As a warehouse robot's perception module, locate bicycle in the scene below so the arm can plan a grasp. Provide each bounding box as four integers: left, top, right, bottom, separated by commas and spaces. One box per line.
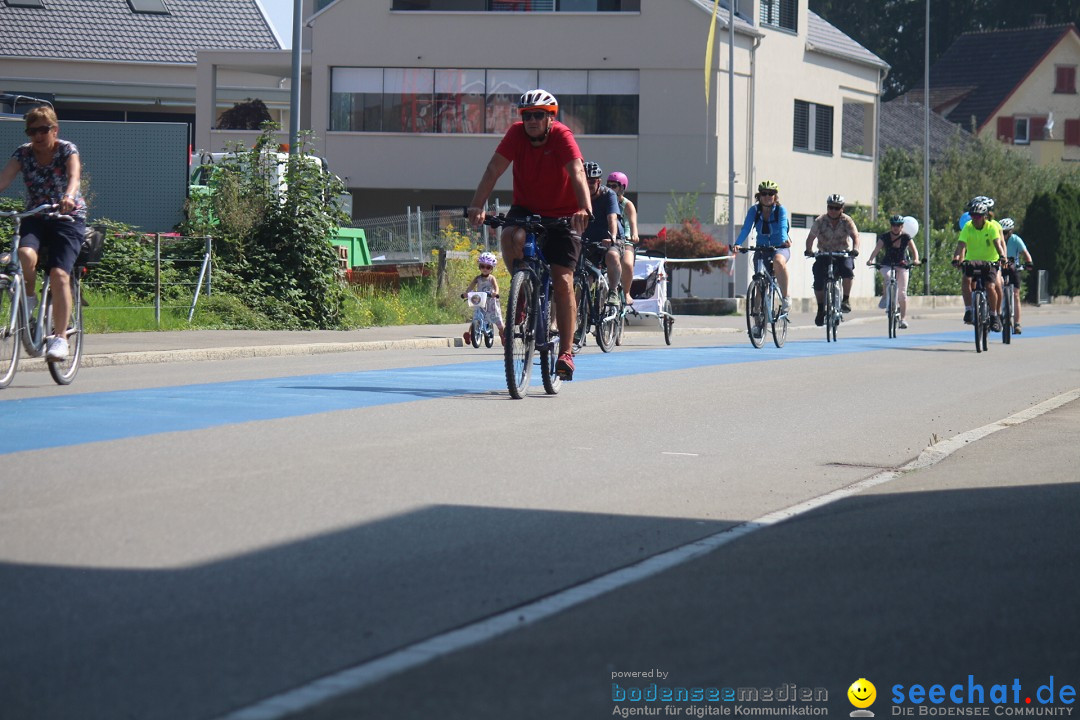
0, 203, 86, 388
463, 290, 498, 349
736, 246, 788, 349
808, 250, 854, 343
958, 260, 994, 353
571, 237, 626, 353
483, 214, 567, 399
871, 260, 920, 339
1000, 259, 1032, 344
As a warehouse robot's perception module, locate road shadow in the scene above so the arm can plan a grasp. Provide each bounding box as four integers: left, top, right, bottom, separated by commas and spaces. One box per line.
0, 506, 732, 720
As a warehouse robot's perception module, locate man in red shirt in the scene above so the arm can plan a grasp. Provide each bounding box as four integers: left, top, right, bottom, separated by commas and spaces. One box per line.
468, 89, 592, 380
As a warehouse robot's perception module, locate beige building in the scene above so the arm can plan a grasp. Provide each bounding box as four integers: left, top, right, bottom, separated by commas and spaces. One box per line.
195, 0, 888, 227
907, 22, 1080, 167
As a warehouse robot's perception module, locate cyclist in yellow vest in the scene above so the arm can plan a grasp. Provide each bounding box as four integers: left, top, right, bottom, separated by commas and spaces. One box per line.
952, 200, 1006, 331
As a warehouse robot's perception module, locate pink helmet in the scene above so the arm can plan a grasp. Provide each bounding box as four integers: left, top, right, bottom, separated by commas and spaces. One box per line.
607, 171, 628, 189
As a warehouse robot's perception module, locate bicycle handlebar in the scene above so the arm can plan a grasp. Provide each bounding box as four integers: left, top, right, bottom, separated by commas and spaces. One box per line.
735, 245, 782, 254
870, 261, 920, 268
481, 213, 571, 233
0, 203, 73, 222
806, 250, 858, 258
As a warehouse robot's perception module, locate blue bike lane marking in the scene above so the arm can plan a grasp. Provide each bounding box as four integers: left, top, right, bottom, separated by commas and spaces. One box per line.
2, 324, 1078, 455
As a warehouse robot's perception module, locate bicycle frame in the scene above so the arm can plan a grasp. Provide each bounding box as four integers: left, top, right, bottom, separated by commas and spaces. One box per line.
738, 246, 787, 349
812, 250, 850, 342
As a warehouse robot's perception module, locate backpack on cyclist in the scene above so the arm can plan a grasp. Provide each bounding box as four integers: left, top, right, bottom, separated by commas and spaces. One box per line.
76, 225, 105, 267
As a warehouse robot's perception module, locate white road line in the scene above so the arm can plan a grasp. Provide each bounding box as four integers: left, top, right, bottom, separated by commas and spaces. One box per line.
217, 388, 1080, 720
661, 451, 700, 456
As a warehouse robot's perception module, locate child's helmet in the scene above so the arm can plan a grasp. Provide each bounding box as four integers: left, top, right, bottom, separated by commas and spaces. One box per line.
478, 252, 498, 268
607, 171, 629, 189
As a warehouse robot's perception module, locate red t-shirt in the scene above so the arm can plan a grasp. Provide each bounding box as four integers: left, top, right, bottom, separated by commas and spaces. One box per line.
495, 120, 582, 217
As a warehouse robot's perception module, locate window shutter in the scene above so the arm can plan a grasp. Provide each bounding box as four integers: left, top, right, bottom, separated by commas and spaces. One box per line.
1055, 66, 1077, 94
1030, 116, 1047, 140
815, 104, 834, 154
1065, 119, 1080, 147
793, 100, 809, 150
996, 116, 1014, 143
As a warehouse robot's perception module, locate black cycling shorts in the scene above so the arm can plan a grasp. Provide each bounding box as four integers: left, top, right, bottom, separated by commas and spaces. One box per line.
507, 205, 581, 271
963, 261, 999, 280
1002, 265, 1022, 287
812, 255, 854, 290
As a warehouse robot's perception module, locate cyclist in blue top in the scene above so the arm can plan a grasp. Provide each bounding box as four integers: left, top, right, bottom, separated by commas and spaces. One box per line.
1000, 218, 1033, 334
730, 180, 792, 312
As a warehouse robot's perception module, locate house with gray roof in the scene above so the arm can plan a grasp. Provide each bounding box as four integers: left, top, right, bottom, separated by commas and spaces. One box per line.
902, 21, 1080, 166
0, 0, 284, 138
875, 97, 973, 161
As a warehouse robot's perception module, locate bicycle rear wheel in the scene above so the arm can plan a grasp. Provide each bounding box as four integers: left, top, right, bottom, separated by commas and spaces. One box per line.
745, 280, 765, 348
504, 271, 535, 398
1001, 290, 1012, 345
46, 274, 83, 385
770, 284, 787, 348
0, 284, 20, 388
825, 281, 837, 342
614, 303, 625, 346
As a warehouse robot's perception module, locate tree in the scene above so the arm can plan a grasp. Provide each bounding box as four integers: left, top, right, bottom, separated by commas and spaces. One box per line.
1023, 183, 1080, 297
217, 98, 272, 130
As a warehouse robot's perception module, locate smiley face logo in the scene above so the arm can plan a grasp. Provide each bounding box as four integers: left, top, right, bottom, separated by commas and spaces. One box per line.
848, 678, 876, 709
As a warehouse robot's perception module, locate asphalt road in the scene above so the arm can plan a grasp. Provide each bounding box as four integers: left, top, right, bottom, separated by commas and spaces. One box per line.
1, 307, 1078, 720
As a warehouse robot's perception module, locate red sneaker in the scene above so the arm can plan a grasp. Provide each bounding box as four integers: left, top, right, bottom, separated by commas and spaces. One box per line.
555, 352, 575, 380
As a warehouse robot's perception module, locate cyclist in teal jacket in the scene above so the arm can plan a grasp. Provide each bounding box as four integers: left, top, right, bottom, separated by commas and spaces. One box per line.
730, 180, 792, 312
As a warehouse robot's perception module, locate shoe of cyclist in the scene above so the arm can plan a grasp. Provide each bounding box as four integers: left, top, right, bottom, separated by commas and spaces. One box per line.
815, 307, 825, 327
963, 309, 973, 324
878, 296, 887, 310
606, 289, 620, 305
46, 336, 68, 362
780, 297, 791, 314
1014, 323, 1022, 334
556, 352, 575, 380
841, 298, 852, 313
990, 315, 1002, 332
899, 319, 909, 330
463, 330, 472, 345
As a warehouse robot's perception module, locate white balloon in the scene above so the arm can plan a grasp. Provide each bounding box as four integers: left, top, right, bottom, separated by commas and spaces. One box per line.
902, 215, 919, 238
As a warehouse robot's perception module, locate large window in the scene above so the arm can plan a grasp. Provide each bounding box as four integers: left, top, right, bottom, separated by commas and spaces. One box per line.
760, 0, 796, 31
330, 67, 639, 135
794, 100, 833, 155
391, 0, 638, 10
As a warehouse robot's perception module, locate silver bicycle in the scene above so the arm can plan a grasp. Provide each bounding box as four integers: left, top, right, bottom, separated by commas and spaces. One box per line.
0, 203, 86, 387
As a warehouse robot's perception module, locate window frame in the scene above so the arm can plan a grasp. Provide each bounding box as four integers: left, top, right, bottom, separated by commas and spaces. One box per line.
1013, 116, 1030, 145
793, 99, 834, 156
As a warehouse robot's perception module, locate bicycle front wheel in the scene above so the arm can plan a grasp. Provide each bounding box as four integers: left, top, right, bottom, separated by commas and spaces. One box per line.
887, 282, 897, 339
825, 281, 836, 342
504, 271, 536, 398
770, 284, 787, 348
745, 280, 765, 348
572, 276, 589, 351
595, 277, 616, 352
973, 292, 985, 354
0, 283, 21, 388
45, 274, 83, 385
662, 299, 674, 345
470, 317, 482, 348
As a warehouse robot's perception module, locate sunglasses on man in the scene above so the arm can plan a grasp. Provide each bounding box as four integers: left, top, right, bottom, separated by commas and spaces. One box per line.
520, 111, 549, 121
26, 125, 53, 136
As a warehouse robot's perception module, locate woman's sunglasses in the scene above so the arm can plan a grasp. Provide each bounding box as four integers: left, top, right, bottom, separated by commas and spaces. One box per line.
26, 125, 53, 136
760, 190, 777, 196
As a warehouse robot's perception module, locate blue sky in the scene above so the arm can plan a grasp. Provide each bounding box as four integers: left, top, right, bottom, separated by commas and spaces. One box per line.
261, 0, 294, 48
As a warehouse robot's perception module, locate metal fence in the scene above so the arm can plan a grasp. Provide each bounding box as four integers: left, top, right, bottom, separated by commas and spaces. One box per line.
83, 234, 212, 326
353, 204, 503, 264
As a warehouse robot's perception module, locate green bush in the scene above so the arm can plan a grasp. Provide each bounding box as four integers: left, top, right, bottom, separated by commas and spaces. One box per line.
1023, 183, 1080, 298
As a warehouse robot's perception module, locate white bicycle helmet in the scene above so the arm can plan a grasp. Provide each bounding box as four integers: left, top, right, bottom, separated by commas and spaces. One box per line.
999, 218, 1015, 231
970, 201, 990, 215
478, 252, 498, 268
826, 194, 845, 206
518, 89, 558, 115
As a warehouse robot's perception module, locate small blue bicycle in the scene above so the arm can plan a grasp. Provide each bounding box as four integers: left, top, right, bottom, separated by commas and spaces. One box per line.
463, 290, 497, 349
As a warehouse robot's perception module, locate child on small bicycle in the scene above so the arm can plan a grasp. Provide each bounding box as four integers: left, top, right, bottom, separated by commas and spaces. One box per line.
461, 252, 504, 345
